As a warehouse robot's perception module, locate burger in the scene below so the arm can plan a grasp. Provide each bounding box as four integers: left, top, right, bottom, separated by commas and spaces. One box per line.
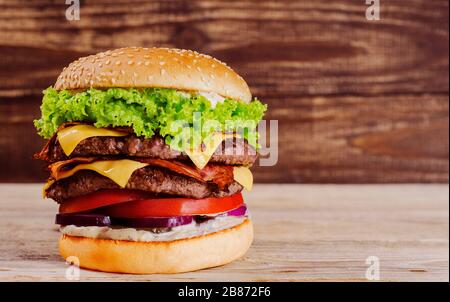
34, 47, 267, 274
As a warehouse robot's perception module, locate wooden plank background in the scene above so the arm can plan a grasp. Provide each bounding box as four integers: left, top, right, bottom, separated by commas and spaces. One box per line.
0, 0, 448, 183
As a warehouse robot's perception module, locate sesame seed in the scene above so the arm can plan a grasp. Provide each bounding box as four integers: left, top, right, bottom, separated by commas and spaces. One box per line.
105, 60, 110, 65
144, 61, 150, 66
159, 61, 165, 65
128, 60, 134, 65
115, 61, 121, 66
160, 69, 166, 75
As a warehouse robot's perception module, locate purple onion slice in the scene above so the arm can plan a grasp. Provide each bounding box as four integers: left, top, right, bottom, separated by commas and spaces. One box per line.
226, 205, 247, 217
56, 213, 111, 227
195, 204, 248, 223
56, 204, 247, 228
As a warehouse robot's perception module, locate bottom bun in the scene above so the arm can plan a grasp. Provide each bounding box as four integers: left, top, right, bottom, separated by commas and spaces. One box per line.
59, 219, 253, 274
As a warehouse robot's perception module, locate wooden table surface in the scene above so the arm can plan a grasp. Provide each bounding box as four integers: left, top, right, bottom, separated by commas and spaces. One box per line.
0, 184, 448, 282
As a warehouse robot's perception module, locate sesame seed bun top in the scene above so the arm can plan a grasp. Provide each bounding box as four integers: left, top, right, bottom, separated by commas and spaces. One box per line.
54, 47, 252, 103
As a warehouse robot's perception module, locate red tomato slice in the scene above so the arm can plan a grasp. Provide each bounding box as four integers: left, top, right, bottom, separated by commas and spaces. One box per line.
59, 189, 153, 214
98, 193, 244, 218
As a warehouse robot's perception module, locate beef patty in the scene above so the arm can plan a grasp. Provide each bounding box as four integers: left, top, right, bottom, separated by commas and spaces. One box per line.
43, 135, 258, 166
46, 167, 243, 203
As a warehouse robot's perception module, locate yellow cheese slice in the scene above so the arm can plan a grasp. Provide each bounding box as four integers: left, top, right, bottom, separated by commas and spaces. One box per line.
42, 179, 55, 198
57, 124, 129, 156
233, 166, 253, 191
185, 133, 237, 170
57, 125, 240, 171
54, 159, 148, 188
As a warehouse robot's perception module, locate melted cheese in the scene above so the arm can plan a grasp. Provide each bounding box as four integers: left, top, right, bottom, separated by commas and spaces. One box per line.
44, 159, 252, 195
57, 124, 240, 170
57, 125, 129, 156
54, 159, 148, 188
185, 133, 236, 170
49, 126, 251, 192
233, 166, 253, 191
42, 179, 55, 198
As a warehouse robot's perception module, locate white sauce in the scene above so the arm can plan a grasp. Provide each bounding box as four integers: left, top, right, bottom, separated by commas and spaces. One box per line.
178, 91, 226, 108
197, 91, 226, 108
61, 215, 246, 242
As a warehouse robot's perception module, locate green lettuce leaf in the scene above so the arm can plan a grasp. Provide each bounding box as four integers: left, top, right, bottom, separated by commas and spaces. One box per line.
34, 87, 267, 150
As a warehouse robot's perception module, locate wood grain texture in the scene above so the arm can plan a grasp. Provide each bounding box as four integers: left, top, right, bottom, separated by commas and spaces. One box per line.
0, 184, 448, 281
0, 0, 448, 183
